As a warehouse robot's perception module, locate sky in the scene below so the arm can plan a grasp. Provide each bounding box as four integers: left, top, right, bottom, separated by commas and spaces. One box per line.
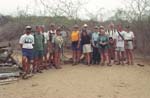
0, 0, 124, 20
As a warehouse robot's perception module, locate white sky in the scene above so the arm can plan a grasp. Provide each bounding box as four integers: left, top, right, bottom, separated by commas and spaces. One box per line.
0, 0, 124, 19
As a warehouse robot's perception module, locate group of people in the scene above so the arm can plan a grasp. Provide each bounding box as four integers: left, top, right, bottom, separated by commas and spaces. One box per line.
71, 23, 135, 66
19, 23, 135, 79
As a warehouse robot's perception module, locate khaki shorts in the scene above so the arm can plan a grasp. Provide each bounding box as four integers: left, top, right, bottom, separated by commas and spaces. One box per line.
83, 44, 92, 53
116, 47, 125, 52
126, 41, 133, 50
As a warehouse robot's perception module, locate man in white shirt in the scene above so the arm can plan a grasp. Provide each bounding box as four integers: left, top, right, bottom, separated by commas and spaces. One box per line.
114, 25, 126, 65
41, 26, 50, 69
47, 23, 56, 68
19, 26, 34, 78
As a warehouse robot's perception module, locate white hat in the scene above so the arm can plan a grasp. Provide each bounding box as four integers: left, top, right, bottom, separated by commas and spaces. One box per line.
83, 24, 88, 27
25, 26, 32, 29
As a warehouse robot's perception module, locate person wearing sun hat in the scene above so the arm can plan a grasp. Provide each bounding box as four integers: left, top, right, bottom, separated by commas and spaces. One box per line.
19, 25, 34, 79
98, 26, 110, 66
53, 28, 64, 69
114, 24, 126, 65
70, 24, 81, 65
124, 25, 135, 65
91, 26, 100, 64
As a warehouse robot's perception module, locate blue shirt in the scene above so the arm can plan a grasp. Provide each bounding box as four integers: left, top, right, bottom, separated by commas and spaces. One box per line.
92, 32, 99, 46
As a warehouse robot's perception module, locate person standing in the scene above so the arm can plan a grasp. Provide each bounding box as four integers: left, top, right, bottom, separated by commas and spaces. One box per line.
114, 25, 126, 65
60, 26, 68, 49
81, 30, 92, 65
125, 26, 135, 65
107, 23, 116, 65
19, 26, 34, 79
48, 23, 56, 67
98, 26, 110, 66
71, 25, 81, 65
41, 26, 50, 69
91, 26, 100, 64
53, 28, 64, 69
33, 26, 44, 73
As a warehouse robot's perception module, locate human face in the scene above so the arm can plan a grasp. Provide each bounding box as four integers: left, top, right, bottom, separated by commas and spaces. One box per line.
125, 28, 130, 32
50, 25, 55, 30
82, 31, 87, 36
100, 29, 105, 35
74, 27, 78, 31
94, 28, 99, 32
56, 30, 61, 35
26, 29, 31, 34
117, 25, 122, 32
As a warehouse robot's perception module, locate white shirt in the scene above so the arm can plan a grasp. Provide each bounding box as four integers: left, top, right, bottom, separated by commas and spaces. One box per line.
60, 30, 67, 38
125, 31, 135, 40
43, 32, 49, 44
48, 30, 56, 43
19, 34, 34, 49
114, 31, 126, 48
108, 30, 116, 39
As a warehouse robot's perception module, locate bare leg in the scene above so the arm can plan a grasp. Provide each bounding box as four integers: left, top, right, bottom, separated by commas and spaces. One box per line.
116, 51, 120, 65
129, 50, 134, 65
121, 51, 125, 65
77, 50, 81, 64
101, 52, 105, 66
87, 53, 90, 65
126, 49, 130, 65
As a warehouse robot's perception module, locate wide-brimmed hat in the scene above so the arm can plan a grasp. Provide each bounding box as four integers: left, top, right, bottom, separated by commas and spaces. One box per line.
99, 25, 104, 29
25, 26, 32, 30
94, 26, 99, 29
83, 24, 88, 27
73, 24, 79, 28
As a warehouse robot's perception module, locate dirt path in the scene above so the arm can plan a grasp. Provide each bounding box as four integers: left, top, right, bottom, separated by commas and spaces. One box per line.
0, 61, 150, 98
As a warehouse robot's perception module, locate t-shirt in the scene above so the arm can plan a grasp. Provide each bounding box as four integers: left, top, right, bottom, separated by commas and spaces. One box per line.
54, 35, 64, 48
98, 35, 109, 48
43, 32, 49, 44
19, 34, 34, 49
60, 30, 67, 38
114, 31, 126, 48
34, 33, 44, 51
81, 35, 91, 45
125, 31, 134, 40
92, 32, 99, 46
107, 30, 116, 39
71, 31, 80, 42
92, 32, 99, 42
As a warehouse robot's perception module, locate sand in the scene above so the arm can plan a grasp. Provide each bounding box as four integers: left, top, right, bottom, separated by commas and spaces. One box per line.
0, 60, 150, 98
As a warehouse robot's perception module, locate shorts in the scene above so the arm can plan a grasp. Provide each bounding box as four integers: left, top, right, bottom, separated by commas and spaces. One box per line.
49, 43, 55, 53
54, 44, 62, 53
72, 41, 81, 51
34, 50, 44, 58
126, 41, 133, 50
116, 47, 125, 52
83, 44, 92, 53
22, 48, 33, 61
99, 45, 109, 53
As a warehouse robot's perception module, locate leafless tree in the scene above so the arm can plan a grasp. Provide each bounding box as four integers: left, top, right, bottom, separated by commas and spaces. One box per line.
34, 0, 85, 20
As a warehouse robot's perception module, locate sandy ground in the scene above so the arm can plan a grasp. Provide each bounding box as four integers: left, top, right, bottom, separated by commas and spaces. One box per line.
0, 59, 150, 98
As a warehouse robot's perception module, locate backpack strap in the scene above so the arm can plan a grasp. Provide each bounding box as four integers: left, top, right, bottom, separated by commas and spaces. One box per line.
118, 31, 124, 40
